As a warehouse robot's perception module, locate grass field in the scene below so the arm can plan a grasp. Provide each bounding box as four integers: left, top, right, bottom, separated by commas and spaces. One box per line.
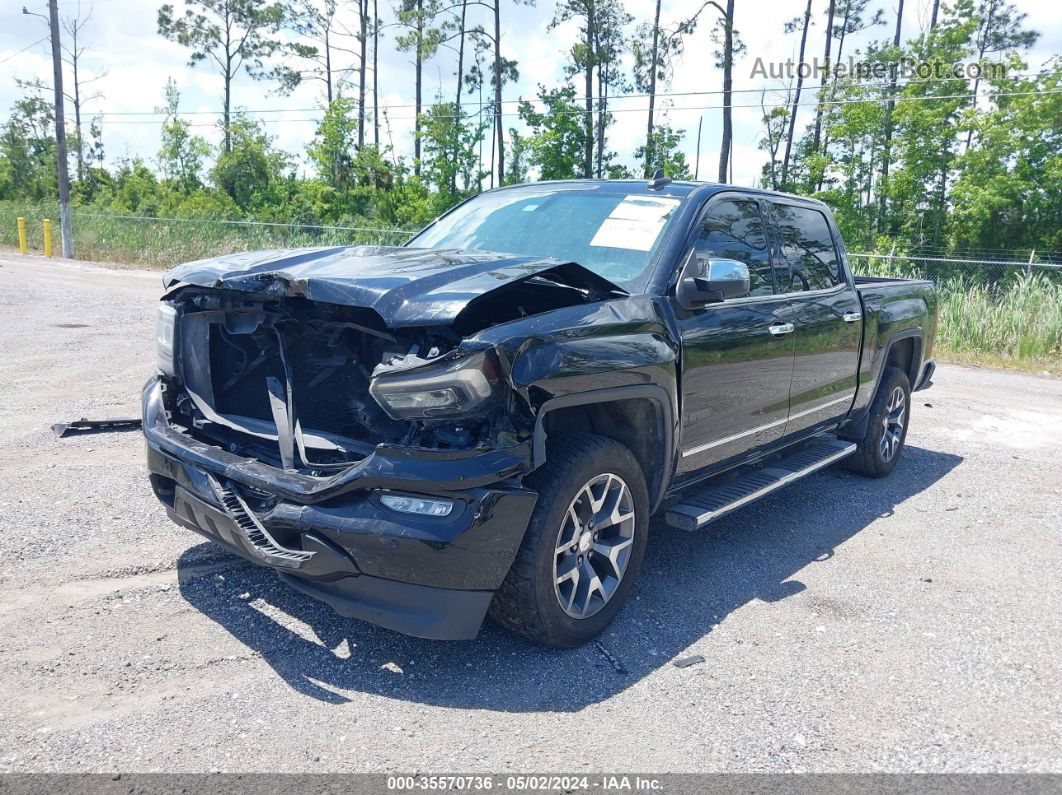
859, 254, 1062, 374
3, 203, 1059, 372
0, 204, 411, 268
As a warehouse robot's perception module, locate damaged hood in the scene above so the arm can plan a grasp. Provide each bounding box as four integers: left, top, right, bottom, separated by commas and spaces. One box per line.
164, 245, 625, 326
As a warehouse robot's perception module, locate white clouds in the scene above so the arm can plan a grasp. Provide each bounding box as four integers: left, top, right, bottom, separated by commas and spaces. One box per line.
3, 49, 52, 84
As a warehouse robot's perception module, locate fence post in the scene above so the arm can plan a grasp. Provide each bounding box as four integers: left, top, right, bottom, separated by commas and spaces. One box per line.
1027, 249, 1035, 276
888, 243, 896, 273
43, 219, 53, 258
17, 217, 27, 255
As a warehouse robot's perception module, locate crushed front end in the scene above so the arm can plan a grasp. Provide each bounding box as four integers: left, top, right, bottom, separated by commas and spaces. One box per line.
143, 285, 539, 639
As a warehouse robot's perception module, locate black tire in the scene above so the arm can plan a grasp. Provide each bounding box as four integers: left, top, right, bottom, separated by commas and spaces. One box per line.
842, 365, 912, 478
489, 433, 649, 647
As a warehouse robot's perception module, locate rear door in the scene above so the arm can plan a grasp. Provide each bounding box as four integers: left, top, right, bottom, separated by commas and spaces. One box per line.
674, 195, 796, 481
768, 201, 862, 436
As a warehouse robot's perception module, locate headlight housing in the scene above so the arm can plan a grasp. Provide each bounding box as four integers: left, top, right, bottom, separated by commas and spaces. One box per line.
369, 350, 500, 420
156, 303, 177, 376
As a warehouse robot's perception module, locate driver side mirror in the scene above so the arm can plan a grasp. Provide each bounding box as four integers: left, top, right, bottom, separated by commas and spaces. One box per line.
677, 256, 751, 309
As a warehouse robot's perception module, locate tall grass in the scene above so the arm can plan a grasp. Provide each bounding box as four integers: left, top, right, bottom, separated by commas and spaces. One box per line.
0, 203, 412, 268
935, 274, 1062, 362
858, 255, 1062, 368
2, 203, 1059, 367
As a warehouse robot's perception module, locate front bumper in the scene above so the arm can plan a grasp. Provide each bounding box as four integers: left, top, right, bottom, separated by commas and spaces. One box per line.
143, 377, 537, 640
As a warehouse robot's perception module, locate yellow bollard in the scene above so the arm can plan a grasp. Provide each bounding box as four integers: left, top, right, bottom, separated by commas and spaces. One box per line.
17, 216, 27, 255
43, 218, 53, 258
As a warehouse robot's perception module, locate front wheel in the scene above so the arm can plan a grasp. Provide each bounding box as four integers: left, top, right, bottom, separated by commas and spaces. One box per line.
842, 365, 911, 477
489, 433, 649, 647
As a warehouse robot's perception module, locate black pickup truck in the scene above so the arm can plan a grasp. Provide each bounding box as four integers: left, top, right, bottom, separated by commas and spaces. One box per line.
144, 178, 937, 646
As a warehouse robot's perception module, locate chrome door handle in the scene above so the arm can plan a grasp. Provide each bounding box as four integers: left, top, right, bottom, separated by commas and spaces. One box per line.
768, 323, 795, 336
842, 311, 862, 323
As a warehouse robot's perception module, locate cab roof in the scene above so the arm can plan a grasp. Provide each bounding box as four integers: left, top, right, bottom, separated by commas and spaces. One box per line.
488, 178, 830, 209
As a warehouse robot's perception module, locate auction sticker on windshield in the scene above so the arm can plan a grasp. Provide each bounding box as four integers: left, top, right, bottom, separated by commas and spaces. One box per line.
590, 195, 680, 252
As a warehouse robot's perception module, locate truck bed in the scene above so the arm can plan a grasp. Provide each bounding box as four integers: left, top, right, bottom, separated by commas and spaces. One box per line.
854, 274, 934, 289
851, 273, 938, 404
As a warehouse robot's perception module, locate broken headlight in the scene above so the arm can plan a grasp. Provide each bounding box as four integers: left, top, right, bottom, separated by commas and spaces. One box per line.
156, 303, 177, 376
369, 350, 499, 420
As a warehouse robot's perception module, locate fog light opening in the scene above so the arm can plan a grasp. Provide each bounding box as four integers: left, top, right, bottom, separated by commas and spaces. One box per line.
379, 493, 454, 517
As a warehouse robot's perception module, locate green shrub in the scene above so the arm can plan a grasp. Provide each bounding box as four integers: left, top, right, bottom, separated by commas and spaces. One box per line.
2, 202, 1058, 366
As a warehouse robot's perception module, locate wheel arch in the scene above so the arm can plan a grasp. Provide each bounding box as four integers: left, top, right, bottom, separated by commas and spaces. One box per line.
841, 329, 922, 441
532, 385, 674, 513
884, 333, 922, 386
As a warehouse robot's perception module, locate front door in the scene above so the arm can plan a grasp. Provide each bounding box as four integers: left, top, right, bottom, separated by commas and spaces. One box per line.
675, 197, 795, 481
768, 201, 862, 437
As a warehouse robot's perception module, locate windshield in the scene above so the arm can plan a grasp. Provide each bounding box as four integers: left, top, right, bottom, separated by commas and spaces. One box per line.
409, 185, 685, 293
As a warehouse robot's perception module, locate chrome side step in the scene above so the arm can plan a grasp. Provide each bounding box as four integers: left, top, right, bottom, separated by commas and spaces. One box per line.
207, 474, 315, 568
665, 438, 857, 531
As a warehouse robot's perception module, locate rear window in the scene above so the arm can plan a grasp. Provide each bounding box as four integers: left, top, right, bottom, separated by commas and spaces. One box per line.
771, 204, 843, 292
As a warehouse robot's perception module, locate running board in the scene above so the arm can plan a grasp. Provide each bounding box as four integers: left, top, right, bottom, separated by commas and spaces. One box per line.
665, 438, 857, 531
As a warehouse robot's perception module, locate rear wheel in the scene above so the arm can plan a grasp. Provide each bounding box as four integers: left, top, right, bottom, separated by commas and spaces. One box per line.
843, 365, 911, 477
490, 433, 649, 647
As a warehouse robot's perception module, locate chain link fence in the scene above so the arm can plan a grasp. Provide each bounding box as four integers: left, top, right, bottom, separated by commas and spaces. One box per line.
65, 213, 416, 269
847, 249, 1062, 365
4, 204, 1061, 293
847, 250, 1062, 289
3, 206, 1058, 363
0, 206, 415, 269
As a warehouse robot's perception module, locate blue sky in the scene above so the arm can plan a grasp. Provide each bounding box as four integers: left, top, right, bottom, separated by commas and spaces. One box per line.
1, 0, 1060, 187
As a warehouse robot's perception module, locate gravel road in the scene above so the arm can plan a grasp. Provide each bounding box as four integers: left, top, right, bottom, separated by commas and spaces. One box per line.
1, 253, 1060, 774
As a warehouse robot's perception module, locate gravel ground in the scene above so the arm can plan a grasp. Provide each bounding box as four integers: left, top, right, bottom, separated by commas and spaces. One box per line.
0, 253, 1060, 774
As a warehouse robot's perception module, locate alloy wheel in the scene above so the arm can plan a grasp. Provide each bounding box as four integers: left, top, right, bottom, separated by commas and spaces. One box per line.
880, 385, 907, 462
552, 473, 636, 619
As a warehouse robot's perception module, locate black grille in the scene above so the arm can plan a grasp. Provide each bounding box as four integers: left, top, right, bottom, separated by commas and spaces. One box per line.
208, 327, 284, 423
288, 348, 371, 440
207, 321, 399, 448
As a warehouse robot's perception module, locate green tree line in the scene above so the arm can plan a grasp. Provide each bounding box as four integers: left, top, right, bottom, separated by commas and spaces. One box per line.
0, 0, 1058, 258
763, 0, 1059, 256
